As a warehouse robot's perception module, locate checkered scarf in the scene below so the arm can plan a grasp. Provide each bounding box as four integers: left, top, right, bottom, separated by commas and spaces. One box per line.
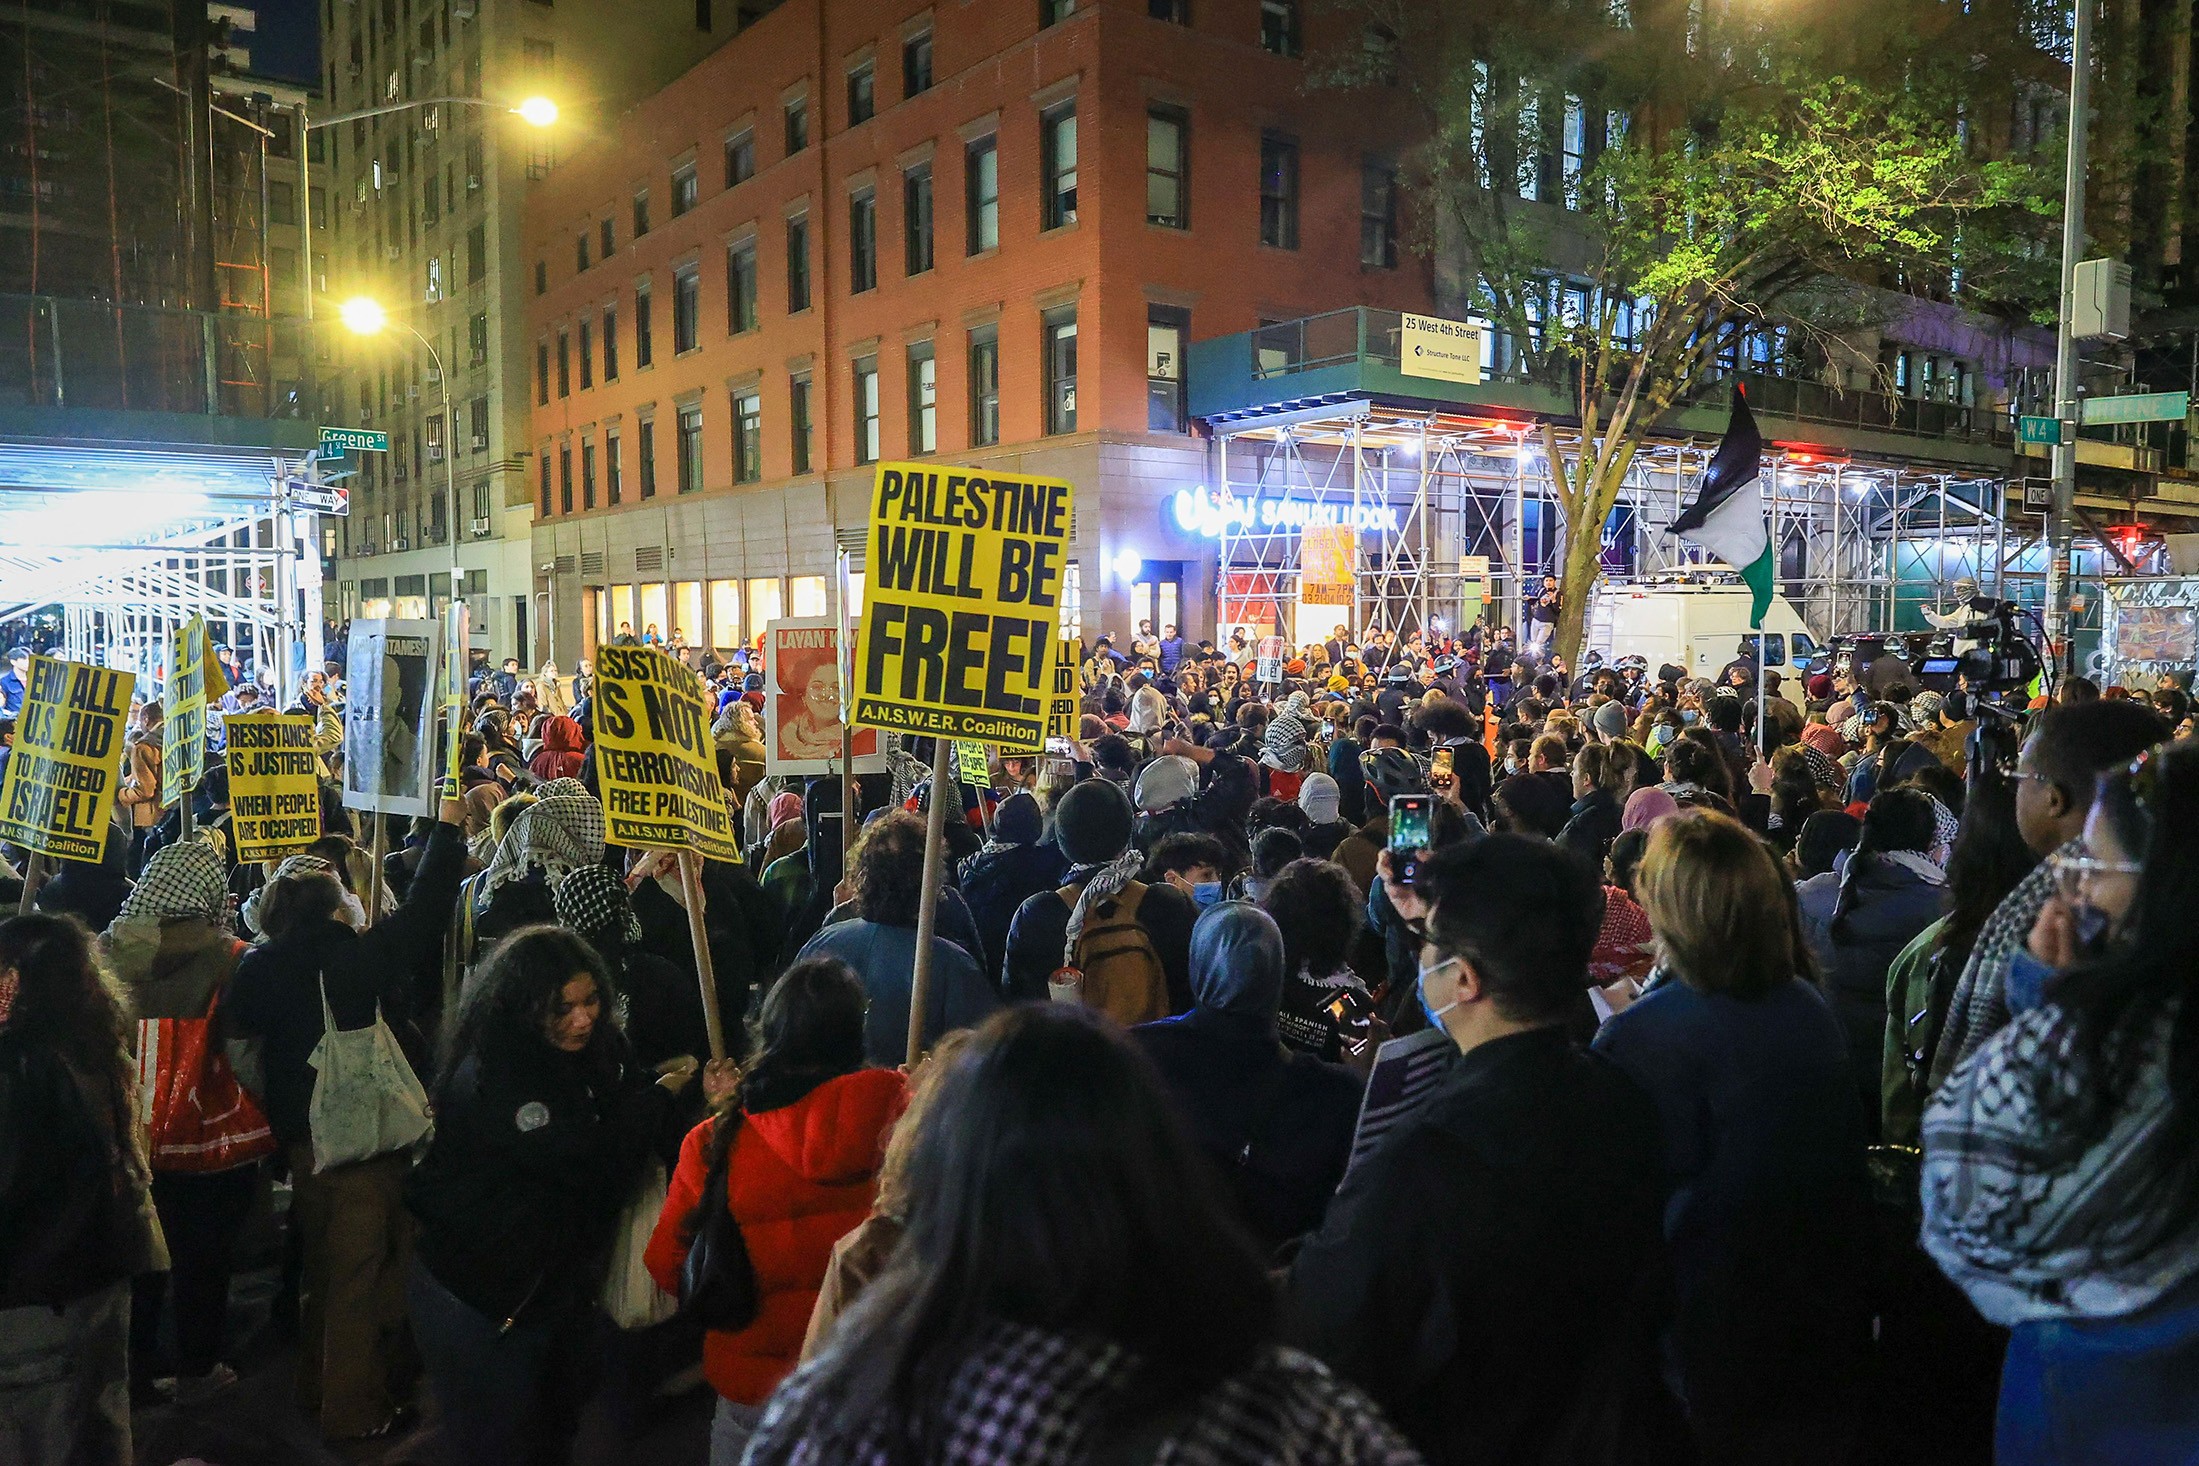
115, 841, 230, 928
1261, 693, 1314, 773
746, 1317, 1420, 1466
1798, 743, 1845, 792
1928, 838, 2070, 1089
535, 776, 589, 801
553, 864, 642, 951
481, 792, 605, 901
240, 854, 336, 935
1922, 995, 2199, 1324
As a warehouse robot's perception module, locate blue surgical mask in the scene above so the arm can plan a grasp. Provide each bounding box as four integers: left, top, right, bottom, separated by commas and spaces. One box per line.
1680, 709, 1700, 725
1417, 953, 1462, 1028
1190, 881, 1225, 909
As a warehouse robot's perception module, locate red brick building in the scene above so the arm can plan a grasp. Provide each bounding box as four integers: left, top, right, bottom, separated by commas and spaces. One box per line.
525, 0, 1430, 657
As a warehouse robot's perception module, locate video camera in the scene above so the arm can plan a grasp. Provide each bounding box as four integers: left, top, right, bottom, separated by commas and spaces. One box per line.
1916, 598, 2042, 698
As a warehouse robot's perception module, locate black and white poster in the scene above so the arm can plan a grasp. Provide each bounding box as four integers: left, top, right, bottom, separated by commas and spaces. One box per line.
341, 618, 442, 817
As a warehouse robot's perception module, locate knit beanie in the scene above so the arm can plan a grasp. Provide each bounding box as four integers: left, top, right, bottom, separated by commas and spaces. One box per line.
1053, 778, 1135, 866
1297, 772, 1342, 825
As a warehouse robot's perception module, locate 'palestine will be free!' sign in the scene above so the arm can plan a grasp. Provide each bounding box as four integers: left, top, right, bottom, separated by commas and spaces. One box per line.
854, 461, 1074, 747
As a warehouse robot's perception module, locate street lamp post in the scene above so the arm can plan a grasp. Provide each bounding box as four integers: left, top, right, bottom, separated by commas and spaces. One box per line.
2045, 0, 2095, 679
340, 297, 462, 599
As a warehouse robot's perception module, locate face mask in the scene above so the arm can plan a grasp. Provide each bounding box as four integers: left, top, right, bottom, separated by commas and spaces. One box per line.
338, 891, 369, 931
1680, 709, 1700, 725
1503, 757, 1520, 775
1190, 881, 1225, 909
1417, 953, 1462, 1028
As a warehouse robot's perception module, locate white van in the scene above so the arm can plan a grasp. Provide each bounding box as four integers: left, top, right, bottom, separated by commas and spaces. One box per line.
1587, 581, 1822, 696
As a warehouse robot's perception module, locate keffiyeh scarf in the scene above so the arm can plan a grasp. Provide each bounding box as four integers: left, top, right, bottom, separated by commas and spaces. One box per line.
481, 792, 605, 902
1261, 693, 1314, 773
1928, 840, 2068, 1089
553, 864, 643, 949
1061, 849, 1144, 972
240, 853, 336, 934
115, 841, 230, 928
1922, 995, 2199, 1325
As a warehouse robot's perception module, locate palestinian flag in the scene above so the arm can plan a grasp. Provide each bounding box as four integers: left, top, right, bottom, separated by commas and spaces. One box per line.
1671, 383, 1774, 628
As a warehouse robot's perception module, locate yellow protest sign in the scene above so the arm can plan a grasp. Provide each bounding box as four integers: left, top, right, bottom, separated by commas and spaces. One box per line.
225, 713, 322, 863
593, 645, 739, 860
442, 602, 470, 796
161, 617, 227, 809
854, 461, 1073, 747
0, 656, 131, 863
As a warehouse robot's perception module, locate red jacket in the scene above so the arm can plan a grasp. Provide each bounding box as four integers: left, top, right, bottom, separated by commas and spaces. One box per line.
527, 715, 585, 781
645, 1067, 906, 1405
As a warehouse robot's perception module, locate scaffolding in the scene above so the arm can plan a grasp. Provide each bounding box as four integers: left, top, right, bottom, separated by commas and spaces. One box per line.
1205, 401, 2124, 648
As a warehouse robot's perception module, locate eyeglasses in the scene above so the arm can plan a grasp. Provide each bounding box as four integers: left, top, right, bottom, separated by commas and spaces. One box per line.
2049, 847, 2143, 903
1992, 757, 2054, 787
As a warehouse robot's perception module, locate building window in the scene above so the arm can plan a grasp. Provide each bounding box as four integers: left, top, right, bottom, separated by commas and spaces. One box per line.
969, 325, 1000, 446
603, 306, 619, 380
468, 395, 489, 450
559, 442, 573, 513
853, 356, 880, 464
578, 318, 593, 388
673, 262, 700, 352
787, 213, 811, 311
676, 402, 704, 492
606, 428, 623, 504
847, 57, 874, 126
1041, 0, 1075, 23
1041, 101, 1078, 229
534, 259, 548, 294
903, 29, 932, 97
601, 216, 615, 258
1259, 132, 1299, 248
790, 373, 814, 473
582, 438, 598, 508
633, 189, 651, 237
467, 223, 486, 282
638, 416, 658, 497
907, 341, 936, 454
1043, 306, 1078, 434
1147, 305, 1188, 431
1146, 106, 1188, 228
468, 311, 489, 366
849, 186, 877, 293
904, 162, 934, 275
784, 95, 809, 155
1561, 95, 1587, 206
635, 282, 654, 367
671, 163, 698, 217
536, 341, 550, 405
539, 450, 552, 516
732, 390, 763, 482
1149, 0, 1188, 19
1260, 0, 1300, 56
965, 135, 999, 254
270, 179, 297, 224
1360, 160, 1398, 267
727, 240, 758, 332
576, 230, 590, 272
724, 129, 754, 187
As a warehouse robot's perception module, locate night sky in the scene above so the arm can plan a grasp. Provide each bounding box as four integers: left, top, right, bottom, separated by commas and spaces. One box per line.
248, 0, 322, 89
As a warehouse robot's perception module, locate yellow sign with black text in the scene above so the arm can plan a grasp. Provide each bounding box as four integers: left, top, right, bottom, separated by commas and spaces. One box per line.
853, 461, 1074, 747
593, 645, 740, 861
161, 617, 226, 809
0, 656, 130, 863
226, 713, 322, 863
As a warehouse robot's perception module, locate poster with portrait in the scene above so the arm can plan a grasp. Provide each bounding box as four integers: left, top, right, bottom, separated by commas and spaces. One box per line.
764, 617, 885, 775
340, 618, 442, 816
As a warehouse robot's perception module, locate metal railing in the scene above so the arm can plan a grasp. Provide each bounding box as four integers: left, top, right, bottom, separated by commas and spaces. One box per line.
1238, 306, 2012, 447
0, 293, 321, 420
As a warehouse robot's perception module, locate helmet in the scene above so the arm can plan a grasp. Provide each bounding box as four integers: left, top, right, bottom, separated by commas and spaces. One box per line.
1364, 746, 1429, 800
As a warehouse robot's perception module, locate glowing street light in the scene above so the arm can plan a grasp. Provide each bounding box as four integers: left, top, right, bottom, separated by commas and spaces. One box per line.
514, 96, 560, 127
338, 296, 388, 336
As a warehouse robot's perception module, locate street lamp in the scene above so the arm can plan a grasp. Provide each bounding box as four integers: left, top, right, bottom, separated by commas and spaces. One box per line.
340, 296, 461, 588
304, 93, 561, 132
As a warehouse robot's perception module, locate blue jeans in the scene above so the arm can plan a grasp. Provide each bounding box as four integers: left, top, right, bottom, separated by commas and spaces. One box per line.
1997, 1274, 2199, 1466
406, 1260, 597, 1466
710, 1396, 763, 1466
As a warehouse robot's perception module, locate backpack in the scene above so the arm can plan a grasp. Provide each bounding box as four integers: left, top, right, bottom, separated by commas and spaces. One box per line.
1055, 881, 1170, 1027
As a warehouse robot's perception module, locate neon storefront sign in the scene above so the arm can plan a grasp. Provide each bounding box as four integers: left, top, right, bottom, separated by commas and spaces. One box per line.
1170, 486, 1400, 538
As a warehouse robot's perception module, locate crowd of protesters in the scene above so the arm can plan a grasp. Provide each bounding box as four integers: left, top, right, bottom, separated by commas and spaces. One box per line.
2, 610, 2198, 1466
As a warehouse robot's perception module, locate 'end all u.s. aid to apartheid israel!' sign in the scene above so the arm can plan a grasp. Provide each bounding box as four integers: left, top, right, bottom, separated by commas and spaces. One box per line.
0, 656, 131, 863
853, 461, 1074, 748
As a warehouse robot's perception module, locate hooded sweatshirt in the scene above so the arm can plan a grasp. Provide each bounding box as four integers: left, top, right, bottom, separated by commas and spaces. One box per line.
646, 1066, 907, 1404
527, 714, 586, 782
1131, 903, 1363, 1252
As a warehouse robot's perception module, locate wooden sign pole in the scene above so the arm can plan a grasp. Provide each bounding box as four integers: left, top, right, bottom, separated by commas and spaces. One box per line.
904, 737, 953, 1068
365, 804, 385, 919
678, 849, 727, 1062
17, 852, 45, 916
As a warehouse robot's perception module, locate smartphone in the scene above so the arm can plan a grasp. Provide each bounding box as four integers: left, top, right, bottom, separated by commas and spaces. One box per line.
1430, 746, 1455, 782
1388, 794, 1434, 885
1044, 735, 1075, 757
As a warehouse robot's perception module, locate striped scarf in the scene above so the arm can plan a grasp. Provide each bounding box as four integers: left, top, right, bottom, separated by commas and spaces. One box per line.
1928, 838, 2070, 1089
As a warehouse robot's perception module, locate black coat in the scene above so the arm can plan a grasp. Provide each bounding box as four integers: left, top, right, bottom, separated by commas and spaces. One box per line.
1285, 1028, 1673, 1466
959, 838, 1071, 989
227, 822, 465, 1145
1558, 789, 1624, 869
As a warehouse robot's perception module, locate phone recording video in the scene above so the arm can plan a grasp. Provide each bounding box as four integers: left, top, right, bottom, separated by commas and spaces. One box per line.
1388, 794, 1433, 884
